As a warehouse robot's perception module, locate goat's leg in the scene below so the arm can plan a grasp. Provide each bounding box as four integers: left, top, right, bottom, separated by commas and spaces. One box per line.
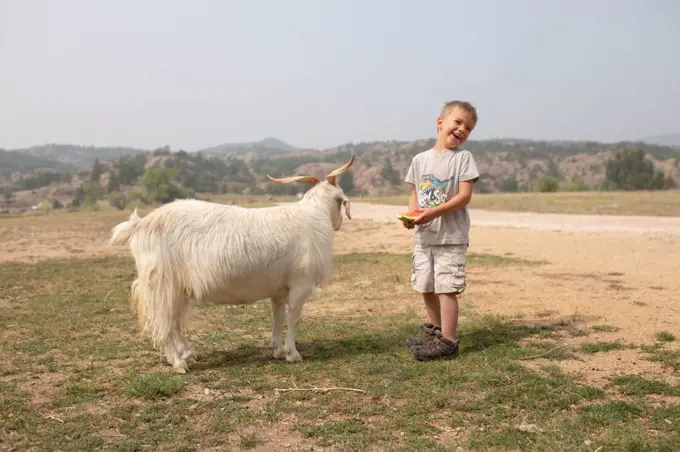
271, 296, 286, 360
164, 336, 188, 374
172, 302, 196, 363
173, 325, 196, 363
159, 300, 189, 374
284, 283, 314, 363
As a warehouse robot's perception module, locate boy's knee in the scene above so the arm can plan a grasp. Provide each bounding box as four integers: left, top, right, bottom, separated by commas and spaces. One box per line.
411, 244, 434, 293
433, 244, 467, 294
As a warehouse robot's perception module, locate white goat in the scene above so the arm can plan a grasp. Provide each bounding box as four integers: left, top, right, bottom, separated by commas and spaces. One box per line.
108, 155, 355, 373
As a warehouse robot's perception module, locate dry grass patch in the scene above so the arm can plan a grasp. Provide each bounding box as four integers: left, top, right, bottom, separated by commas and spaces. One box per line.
362, 190, 680, 216
0, 195, 280, 264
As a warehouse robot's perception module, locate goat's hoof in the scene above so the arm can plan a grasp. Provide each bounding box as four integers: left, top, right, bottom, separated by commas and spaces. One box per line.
172, 360, 189, 374
273, 348, 286, 360
182, 350, 197, 363
285, 351, 302, 363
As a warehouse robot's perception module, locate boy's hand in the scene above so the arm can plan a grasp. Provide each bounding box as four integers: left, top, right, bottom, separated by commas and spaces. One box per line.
412, 209, 436, 225
401, 219, 415, 229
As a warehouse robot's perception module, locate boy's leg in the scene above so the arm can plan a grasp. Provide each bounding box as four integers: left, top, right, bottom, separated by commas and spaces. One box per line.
410, 244, 467, 360
423, 293, 441, 326
406, 244, 441, 346
439, 293, 459, 342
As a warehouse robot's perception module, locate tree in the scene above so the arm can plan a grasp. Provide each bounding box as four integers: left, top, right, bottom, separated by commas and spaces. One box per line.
561, 175, 589, 192
91, 158, 104, 183
107, 191, 126, 210
71, 182, 105, 208
140, 167, 194, 204
338, 170, 357, 195
107, 171, 121, 193
664, 176, 677, 190
116, 154, 146, 185
82, 182, 106, 206
381, 160, 401, 185
499, 176, 519, 193
3, 187, 14, 205
71, 186, 85, 207
126, 189, 149, 206
532, 176, 559, 193
605, 149, 665, 190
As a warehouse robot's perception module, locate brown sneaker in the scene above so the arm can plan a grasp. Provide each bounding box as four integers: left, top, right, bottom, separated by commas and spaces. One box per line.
410, 335, 460, 361
406, 323, 441, 347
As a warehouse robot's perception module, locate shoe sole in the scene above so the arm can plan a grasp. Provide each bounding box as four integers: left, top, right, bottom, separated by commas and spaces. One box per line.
409, 346, 460, 361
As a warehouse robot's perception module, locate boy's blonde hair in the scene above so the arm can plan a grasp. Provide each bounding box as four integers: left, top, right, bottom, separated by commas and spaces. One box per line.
440, 100, 478, 125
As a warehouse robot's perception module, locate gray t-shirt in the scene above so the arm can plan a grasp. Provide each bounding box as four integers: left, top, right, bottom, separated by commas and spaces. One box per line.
404, 148, 480, 245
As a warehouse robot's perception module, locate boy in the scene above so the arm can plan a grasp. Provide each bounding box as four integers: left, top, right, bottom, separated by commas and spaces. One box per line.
402, 100, 480, 361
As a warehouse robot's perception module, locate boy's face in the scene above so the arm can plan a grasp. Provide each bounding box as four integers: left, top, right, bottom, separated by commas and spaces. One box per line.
437, 107, 476, 149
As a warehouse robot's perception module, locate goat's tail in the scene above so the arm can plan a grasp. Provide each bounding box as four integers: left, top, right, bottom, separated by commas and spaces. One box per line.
130, 257, 189, 350
109, 208, 141, 246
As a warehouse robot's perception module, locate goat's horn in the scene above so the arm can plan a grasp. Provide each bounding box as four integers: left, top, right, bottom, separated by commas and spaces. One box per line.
325, 154, 356, 185
267, 175, 320, 185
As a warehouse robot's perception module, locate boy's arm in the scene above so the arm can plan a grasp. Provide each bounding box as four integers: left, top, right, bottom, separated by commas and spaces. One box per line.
402, 157, 419, 229
407, 184, 418, 212
402, 184, 418, 229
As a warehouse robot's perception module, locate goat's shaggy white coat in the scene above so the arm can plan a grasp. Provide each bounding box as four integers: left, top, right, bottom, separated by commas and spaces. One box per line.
108, 157, 355, 373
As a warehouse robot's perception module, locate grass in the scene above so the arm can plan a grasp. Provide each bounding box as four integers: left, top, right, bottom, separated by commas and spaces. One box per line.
6, 190, 680, 222
126, 373, 187, 400
641, 345, 680, 372
591, 324, 620, 333
656, 331, 677, 342
1, 252, 678, 450
360, 190, 680, 216
580, 341, 634, 354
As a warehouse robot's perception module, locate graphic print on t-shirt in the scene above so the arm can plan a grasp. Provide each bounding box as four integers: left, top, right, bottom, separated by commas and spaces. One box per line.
418, 174, 450, 208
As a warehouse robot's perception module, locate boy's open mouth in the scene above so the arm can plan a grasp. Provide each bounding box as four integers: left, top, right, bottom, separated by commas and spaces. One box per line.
452, 131, 463, 140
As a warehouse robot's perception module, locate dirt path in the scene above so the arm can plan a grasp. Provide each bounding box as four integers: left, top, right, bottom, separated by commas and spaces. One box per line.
343, 202, 680, 236
331, 203, 680, 351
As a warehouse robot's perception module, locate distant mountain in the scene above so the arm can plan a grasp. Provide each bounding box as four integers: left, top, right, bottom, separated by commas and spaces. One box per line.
10, 144, 147, 169
0, 148, 78, 174
198, 137, 298, 157
3, 137, 679, 211
1, 138, 299, 174
640, 134, 680, 148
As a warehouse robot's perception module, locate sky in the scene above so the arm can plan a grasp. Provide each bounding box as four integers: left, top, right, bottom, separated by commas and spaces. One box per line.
1, 0, 679, 151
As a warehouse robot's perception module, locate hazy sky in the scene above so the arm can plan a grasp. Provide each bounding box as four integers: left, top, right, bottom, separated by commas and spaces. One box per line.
1, 0, 679, 151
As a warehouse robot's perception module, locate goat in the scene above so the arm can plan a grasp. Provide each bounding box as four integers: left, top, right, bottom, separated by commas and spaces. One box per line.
108, 155, 355, 373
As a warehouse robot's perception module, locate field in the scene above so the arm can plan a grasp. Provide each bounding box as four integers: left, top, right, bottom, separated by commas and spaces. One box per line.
362, 190, 680, 217
1, 192, 680, 451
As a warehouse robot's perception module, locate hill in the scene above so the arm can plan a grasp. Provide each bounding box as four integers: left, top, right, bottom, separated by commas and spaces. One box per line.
9, 144, 147, 169
2, 137, 679, 211
197, 137, 298, 157
0, 138, 300, 174
0, 149, 78, 174
641, 134, 680, 148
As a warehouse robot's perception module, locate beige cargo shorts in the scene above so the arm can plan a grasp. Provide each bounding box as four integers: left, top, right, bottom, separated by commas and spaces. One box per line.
411, 243, 468, 294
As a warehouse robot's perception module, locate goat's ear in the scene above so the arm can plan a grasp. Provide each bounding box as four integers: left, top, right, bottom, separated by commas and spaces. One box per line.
325, 154, 356, 186
267, 175, 319, 185
342, 197, 351, 220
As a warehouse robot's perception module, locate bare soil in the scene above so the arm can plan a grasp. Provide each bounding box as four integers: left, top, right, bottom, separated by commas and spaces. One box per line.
341, 202, 680, 331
